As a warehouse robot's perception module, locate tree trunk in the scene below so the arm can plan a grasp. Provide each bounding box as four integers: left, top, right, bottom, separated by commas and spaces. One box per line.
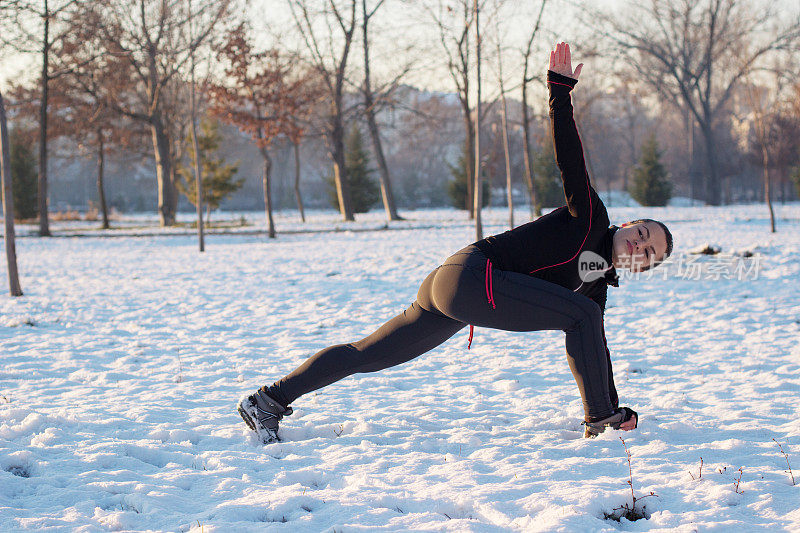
361, 0, 401, 222
261, 149, 276, 238
293, 140, 305, 222
0, 91, 23, 296
330, 113, 354, 221
700, 121, 721, 205
496, 33, 512, 229
521, 82, 539, 218
190, 51, 205, 252
500, 96, 513, 229
96, 129, 109, 229
38, 0, 51, 236
190, 118, 204, 250
365, 110, 401, 221
687, 112, 696, 204
151, 115, 176, 226
519, 0, 546, 219
779, 169, 786, 204
472, 0, 482, 240
463, 113, 475, 217
762, 144, 775, 233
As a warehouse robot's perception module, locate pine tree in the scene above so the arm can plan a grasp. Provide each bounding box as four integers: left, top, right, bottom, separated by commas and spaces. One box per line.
629, 134, 672, 206
176, 118, 242, 223
10, 127, 38, 221
328, 124, 379, 213
532, 137, 565, 210
447, 144, 489, 210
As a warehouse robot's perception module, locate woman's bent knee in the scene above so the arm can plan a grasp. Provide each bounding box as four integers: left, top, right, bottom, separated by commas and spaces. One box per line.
564, 297, 602, 333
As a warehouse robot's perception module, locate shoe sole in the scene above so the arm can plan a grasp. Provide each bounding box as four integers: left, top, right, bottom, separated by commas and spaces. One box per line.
237, 402, 257, 431
237, 398, 279, 444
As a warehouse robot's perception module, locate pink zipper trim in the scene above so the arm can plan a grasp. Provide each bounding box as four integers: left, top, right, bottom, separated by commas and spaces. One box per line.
468, 258, 496, 350
485, 258, 496, 309
547, 80, 574, 89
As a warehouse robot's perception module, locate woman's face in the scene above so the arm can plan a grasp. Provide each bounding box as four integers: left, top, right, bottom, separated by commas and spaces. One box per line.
612, 221, 668, 272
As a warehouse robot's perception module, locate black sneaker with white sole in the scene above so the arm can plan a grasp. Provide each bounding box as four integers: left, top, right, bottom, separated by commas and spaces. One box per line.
237, 389, 293, 444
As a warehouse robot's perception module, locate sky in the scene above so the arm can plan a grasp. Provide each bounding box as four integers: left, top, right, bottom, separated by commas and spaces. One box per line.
1, 1, 798, 105
0, 0, 595, 95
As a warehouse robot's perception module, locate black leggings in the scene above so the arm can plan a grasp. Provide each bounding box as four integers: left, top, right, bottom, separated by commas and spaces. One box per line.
266, 245, 616, 420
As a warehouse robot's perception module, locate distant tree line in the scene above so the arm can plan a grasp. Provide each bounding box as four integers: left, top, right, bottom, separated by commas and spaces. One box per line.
0, 0, 798, 236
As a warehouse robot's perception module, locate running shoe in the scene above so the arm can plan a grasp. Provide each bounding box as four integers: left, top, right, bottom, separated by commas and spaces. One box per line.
237, 389, 293, 444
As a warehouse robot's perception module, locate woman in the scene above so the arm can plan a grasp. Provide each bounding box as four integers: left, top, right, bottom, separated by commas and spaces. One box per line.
238, 42, 673, 442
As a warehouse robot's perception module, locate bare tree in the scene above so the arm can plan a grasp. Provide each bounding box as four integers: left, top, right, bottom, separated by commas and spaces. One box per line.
473, 0, 483, 239
10, 39, 147, 230
289, 0, 358, 221
614, 74, 650, 195
743, 81, 776, 232
284, 84, 324, 223
210, 25, 320, 238
0, 0, 84, 236
492, 14, 512, 228
572, 79, 614, 197
75, 0, 232, 226
771, 85, 800, 203
291, 139, 305, 221
520, 0, 547, 218
736, 66, 798, 232
187, 0, 205, 251
360, 0, 402, 221
430, 0, 475, 218
0, 90, 23, 296
589, 0, 800, 205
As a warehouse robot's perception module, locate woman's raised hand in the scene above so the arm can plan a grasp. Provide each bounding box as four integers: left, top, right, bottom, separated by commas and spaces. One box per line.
548, 41, 583, 80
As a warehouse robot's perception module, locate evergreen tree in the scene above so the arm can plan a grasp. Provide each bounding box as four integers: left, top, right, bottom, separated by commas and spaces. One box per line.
176, 118, 242, 222
532, 137, 565, 210
629, 134, 672, 206
447, 144, 489, 210
328, 123, 379, 213
10, 127, 38, 221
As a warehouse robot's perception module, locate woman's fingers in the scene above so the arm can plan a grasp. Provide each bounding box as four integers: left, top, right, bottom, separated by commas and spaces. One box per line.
550, 42, 581, 78
549, 41, 583, 80
620, 415, 636, 430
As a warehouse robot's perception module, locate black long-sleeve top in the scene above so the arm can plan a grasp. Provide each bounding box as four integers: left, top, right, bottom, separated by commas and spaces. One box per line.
472, 70, 620, 406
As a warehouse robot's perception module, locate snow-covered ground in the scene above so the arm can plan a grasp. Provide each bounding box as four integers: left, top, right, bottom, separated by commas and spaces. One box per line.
2, 205, 799, 532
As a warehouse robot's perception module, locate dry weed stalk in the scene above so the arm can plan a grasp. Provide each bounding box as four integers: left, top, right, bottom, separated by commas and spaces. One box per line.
773, 438, 795, 486
605, 437, 657, 522
689, 457, 704, 480
733, 467, 744, 494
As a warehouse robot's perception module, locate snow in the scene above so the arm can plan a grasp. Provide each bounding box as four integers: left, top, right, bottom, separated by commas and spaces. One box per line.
2, 204, 799, 532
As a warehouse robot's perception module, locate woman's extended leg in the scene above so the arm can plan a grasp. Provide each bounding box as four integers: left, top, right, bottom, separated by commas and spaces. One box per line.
264, 299, 465, 407
425, 249, 615, 421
